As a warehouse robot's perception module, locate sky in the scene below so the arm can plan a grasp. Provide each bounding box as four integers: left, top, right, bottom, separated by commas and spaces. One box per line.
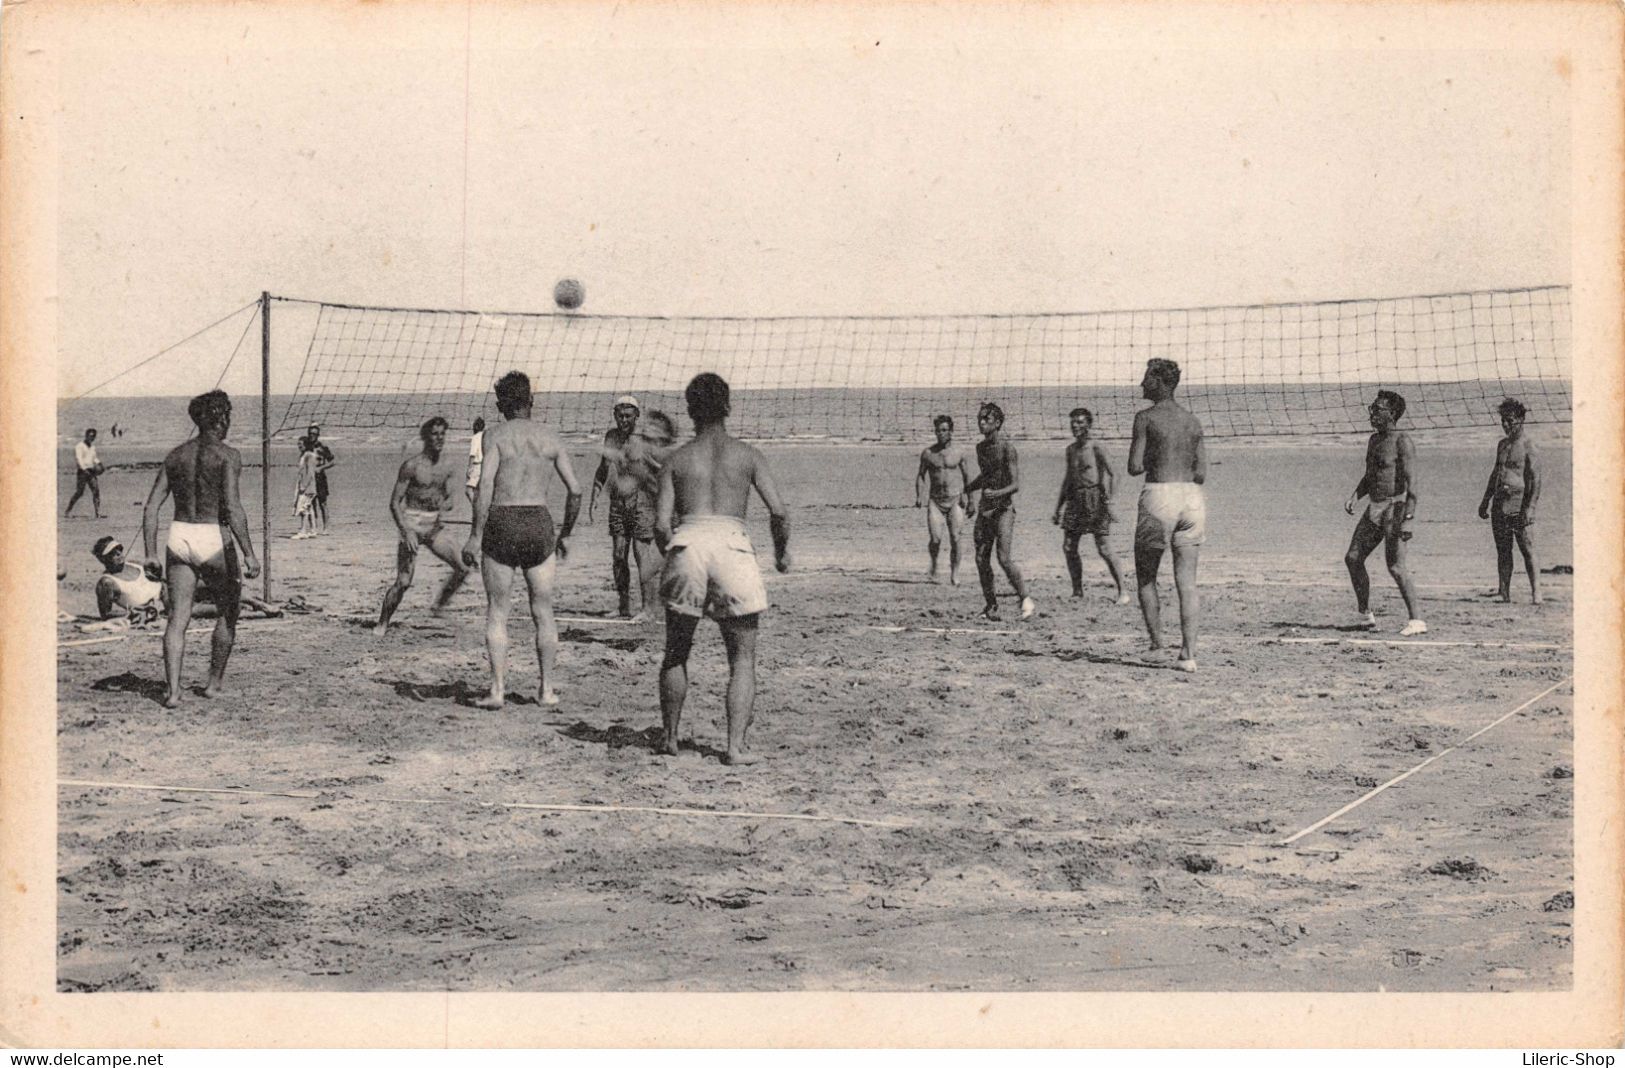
38, 3, 1572, 399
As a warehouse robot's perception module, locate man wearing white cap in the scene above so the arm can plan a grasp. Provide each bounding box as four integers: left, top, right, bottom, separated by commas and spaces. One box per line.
590, 395, 661, 619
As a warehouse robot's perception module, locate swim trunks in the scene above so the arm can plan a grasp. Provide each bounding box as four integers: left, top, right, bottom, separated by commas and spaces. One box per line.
402, 508, 443, 545
1135, 482, 1206, 551
166, 521, 227, 568
973, 499, 1014, 545
482, 504, 557, 569
928, 496, 964, 519
660, 515, 769, 619
1061, 481, 1111, 536
1490, 496, 1526, 537
608, 492, 656, 542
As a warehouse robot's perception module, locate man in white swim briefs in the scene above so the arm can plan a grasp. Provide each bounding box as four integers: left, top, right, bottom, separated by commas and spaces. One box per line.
461, 371, 583, 710
914, 414, 972, 584
377, 416, 473, 634
140, 390, 262, 707
1344, 389, 1426, 635
1128, 358, 1208, 672
654, 372, 791, 767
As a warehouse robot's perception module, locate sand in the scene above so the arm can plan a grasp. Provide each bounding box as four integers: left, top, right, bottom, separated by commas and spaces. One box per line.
54, 440, 1573, 991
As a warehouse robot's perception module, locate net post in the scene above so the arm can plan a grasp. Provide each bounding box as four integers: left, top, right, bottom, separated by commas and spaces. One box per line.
260, 291, 272, 602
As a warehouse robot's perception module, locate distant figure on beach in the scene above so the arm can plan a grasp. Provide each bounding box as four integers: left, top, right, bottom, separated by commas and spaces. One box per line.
1053, 407, 1129, 604
466, 416, 486, 508
307, 424, 335, 533
291, 436, 320, 540
90, 534, 280, 625
914, 414, 971, 585
655, 373, 790, 765
1343, 389, 1425, 636
1128, 359, 1207, 672
65, 428, 104, 519
965, 403, 1033, 622
590, 396, 662, 620
1478, 397, 1542, 604
376, 417, 471, 634
140, 390, 261, 707
461, 372, 582, 709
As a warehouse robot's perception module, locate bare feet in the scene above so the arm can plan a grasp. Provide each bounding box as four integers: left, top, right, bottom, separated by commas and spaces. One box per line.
628, 612, 647, 624
1019, 597, 1036, 620
474, 692, 505, 710
723, 750, 761, 766
200, 682, 224, 699
1071, 588, 1085, 599
658, 734, 681, 757
1115, 593, 1132, 605
983, 603, 1001, 622
162, 691, 181, 709
538, 689, 561, 707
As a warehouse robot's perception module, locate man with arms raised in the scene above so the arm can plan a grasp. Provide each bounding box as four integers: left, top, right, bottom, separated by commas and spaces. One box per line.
462, 372, 582, 709
655, 373, 790, 766
1128, 358, 1207, 672
376, 417, 472, 633
1344, 390, 1426, 635
965, 403, 1034, 621
590, 396, 662, 620
140, 390, 261, 707
914, 414, 972, 584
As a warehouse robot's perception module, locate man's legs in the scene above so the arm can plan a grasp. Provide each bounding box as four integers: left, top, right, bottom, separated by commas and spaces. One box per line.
1344, 518, 1383, 616
719, 615, 761, 765
925, 502, 947, 580
313, 496, 328, 533
946, 503, 964, 584
974, 519, 998, 615
610, 530, 633, 617
475, 554, 516, 709
425, 527, 472, 611
1095, 531, 1129, 602
658, 611, 701, 754
1491, 510, 1516, 601
65, 471, 89, 516
161, 556, 199, 707
994, 509, 1032, 615
1384, 526, 1423, 624
1514, 519, 1541, 604
375, 539, 418, 633
197, 547, 242, 698
521, 555, 561, 705
1170, 542, 1200, 666
1135, 540, 1166, 650
631, 538, 661, 620
88, 474, 101, 518
1062, 530, 1084, 596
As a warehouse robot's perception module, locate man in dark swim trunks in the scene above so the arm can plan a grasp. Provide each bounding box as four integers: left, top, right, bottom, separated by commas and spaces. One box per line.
461, 371, 583, 710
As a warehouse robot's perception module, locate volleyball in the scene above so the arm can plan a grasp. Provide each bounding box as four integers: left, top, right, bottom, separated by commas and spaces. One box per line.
554, 277, 585, 310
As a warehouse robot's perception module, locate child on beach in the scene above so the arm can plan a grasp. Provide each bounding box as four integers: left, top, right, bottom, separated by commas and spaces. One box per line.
292, 436, 319, 539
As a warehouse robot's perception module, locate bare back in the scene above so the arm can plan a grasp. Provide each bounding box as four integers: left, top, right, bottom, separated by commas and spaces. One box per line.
667, 431, 766, 521
164, 438, 239, 524
1133, 401, 1205, 483
485, 418, 565, 507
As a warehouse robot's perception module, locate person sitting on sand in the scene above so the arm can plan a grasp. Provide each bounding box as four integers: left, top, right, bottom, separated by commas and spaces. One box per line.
1478, 397, 1542, 604
1128, 358, 1208, 672
376, 417, 472, 634
1343, 389, 1426, 636
654, 373, 790, 766
1053, 407, 1129, 604
914, 414, 972, 585
965, 403, 1034, 622
88, 535, 281, 628
140, 390, 261, 706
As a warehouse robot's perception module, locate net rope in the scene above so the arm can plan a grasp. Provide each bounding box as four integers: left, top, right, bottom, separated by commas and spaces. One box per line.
274, 286, 1571, 440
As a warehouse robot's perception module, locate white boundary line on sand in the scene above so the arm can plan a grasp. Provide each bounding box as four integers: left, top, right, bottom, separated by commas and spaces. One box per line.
1276, 675, 1573, 846
862, 625, 1570, 651
56, 778, 905, 830
795, 567, 1568, 592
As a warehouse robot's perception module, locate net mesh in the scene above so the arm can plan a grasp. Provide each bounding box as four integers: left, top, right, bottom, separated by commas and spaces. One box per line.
276, 285, 1571, 440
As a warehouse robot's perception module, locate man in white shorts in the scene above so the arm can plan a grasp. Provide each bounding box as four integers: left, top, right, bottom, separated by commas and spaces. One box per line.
140, 390, 262, 707
377, 416, 472, 634
655, 373, 791, 766
1128, 358, 1208, 672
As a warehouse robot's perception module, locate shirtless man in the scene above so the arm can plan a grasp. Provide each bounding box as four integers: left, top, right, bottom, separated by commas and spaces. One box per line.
1343, 389, 1426, 635
914, 415, 972, 584
655, 373, 790, 766
1128, 359, 1208, 672
1478, 397, 1542, 604
461, 372, 582, 709
375, 417, 472, 634
964, 403, 1034, 621
590, 396, 661, 620
1053, 407, 1129, 603
140, 390, 261, 707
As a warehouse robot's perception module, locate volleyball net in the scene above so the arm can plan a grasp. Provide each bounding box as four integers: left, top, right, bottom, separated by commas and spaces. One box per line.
274, 285, 1571, 440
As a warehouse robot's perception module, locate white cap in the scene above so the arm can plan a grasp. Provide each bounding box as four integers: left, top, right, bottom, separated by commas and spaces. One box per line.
614, 395, 640, 412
